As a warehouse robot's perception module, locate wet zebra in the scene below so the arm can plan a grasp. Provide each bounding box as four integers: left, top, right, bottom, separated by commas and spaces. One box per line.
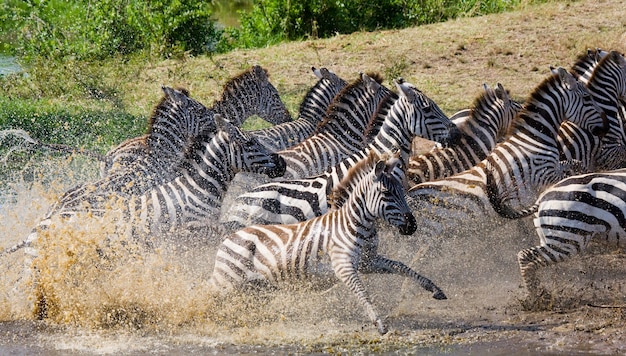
406, 67, 607, 230
209, 152, 446, 335
222, 79, 458, 228
406, 83, 522, 185
2, 113, 286, 290
250, 67, 348, 151
102, 65, 291, 177
517, 169, 626, 308
275, 72, 395, 179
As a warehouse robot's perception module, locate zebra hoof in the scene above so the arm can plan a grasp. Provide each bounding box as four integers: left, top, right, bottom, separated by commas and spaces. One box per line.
520, 289, 552, 311
376, 319, 388, 335
433, 290, 447, 300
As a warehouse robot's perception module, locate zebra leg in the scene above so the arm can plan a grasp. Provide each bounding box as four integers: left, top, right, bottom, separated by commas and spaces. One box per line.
518, 216, 593, 310
332, 258, 387, 335
359, 255, 447, 300
517, 246, 556, 310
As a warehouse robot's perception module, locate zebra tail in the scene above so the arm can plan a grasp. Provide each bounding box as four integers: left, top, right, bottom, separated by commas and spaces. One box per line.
485, 164, 538, 219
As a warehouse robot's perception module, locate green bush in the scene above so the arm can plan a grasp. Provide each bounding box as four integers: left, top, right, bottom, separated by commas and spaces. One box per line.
220, 0, 523, 50
11, 0, 222, 62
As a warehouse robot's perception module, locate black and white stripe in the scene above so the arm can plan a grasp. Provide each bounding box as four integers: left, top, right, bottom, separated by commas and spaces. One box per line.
251, 67, 348, 151
209, 152, 446, 335
517, 169, 626, 305
407, 67, 607, 227
102, 65, 291, 177
406, 83, 522, 185
276, 72, 395, 179
222, 80, 458, 228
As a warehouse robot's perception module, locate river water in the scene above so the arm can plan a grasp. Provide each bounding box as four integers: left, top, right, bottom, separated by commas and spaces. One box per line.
0, 154, 625, 354
0, 55, 21, 76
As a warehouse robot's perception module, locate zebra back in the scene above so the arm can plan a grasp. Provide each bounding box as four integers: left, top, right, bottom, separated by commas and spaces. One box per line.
250, 67, 348, 151
406, 83, 521, 185
277, 72, 395, 179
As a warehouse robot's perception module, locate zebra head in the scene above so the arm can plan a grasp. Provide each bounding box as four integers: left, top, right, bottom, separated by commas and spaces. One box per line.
249, 65, 293, 124
215, 114, 286, 178
392, 80, 461, 151
551, 67, 608, 138
214, 65, 292, 126
371, 157, 417, 235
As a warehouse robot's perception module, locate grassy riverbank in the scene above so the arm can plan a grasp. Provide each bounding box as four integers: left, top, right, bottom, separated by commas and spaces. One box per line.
0, 0, 624, 153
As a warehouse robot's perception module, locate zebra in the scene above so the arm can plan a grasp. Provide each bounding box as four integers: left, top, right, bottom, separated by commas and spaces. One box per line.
406, 83, 522, 186
221, 79, 459, 229
517, 169, 626, 309
250, 67, 348, 151
274, 72, 396, 180
406, 67, 608, 232
101, 65, 292, 178
4, 114, 287, 316
208, 152, 447, 335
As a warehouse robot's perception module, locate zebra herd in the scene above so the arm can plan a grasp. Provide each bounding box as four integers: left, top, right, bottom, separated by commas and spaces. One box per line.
2, 49, 626, 334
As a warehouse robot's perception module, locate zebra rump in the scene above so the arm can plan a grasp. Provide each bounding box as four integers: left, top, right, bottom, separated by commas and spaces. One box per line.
517, 169, 626, 307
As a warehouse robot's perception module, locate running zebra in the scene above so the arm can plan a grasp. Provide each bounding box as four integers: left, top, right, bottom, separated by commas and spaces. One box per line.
406, 67, 607, 231
406, 83, 522, 185
209, 152, 446, 335
275, 72, 395, 179
9, 114, 286, 317
250, 67, 348, 151
222, 79, 458, 228
102, 65, 291, 177
517, 169, 626, 308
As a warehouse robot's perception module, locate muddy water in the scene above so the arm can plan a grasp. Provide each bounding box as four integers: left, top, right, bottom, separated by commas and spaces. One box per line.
1, 156, 625, 355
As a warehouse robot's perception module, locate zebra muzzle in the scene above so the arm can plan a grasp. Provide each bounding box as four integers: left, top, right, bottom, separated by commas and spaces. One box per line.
398, 212, 417, 235
266, 153, 287, 178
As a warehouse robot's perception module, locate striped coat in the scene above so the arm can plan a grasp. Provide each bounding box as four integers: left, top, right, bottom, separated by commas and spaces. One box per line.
209, 152, 446, 335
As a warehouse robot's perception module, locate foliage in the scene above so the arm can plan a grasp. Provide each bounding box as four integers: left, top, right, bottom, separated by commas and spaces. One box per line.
0, 96, 145, 151
220, 0, 525, 50
8, 0, 222, 62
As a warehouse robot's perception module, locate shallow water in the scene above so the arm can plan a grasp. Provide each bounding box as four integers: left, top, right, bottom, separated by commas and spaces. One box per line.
0, 55, 21, 76
1, 157, 625, 355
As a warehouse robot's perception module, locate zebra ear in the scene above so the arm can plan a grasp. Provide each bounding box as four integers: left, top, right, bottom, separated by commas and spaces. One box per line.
555, 67, 577, 90
253, 65, 268, 82
395, 80, 420, 103
361, 73, 381, 93
312, 66, 322, 79
374, 160, 386, 181
495, 83, 510, 104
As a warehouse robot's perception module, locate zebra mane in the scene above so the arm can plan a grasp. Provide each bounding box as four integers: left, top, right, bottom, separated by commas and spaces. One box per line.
505, 69, 568, 138
146, 86, 191, 135
221, 65, 267, 98
328, 150, 399, 210
314, 72, 384, 133
362, 90, 399, 142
